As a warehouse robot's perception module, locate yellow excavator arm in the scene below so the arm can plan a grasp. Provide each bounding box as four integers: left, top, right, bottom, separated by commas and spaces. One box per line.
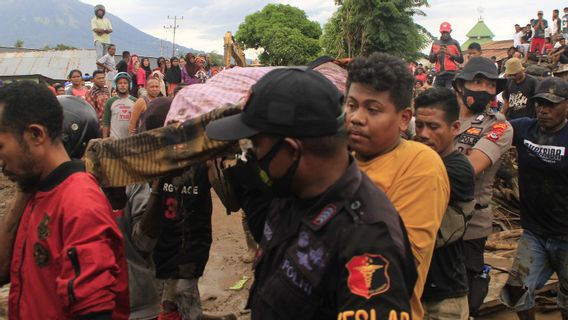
224, 31, 247, 68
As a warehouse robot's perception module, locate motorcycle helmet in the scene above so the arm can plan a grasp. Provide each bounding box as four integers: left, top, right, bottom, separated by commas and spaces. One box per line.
114, 72, 132, 91
58, 95, 101, 159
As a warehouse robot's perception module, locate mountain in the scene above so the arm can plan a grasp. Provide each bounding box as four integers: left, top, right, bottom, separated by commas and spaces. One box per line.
0, 0, 202, 57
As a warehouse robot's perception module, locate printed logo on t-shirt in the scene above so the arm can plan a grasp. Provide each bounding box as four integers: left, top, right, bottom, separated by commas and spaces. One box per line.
118, 105, 131, 121
162, 182, 199, 195
524, 139, 566, 163
508, 92, 529, 110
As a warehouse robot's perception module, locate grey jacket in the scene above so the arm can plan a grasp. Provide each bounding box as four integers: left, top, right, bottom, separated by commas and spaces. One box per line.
118, 184, 160, 319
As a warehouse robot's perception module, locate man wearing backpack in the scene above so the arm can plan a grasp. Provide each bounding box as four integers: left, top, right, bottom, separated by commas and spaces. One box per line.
414, 87, 476, 320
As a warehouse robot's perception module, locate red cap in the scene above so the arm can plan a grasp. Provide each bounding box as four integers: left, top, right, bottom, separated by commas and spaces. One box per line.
440, 22, 452, 33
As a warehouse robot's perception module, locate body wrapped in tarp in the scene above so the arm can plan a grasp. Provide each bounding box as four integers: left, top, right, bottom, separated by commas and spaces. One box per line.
84, 61, 348, 187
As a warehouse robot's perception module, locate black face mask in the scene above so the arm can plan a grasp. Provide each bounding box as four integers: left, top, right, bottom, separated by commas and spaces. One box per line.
461, 88, 495, 114
249, 139, 301, 198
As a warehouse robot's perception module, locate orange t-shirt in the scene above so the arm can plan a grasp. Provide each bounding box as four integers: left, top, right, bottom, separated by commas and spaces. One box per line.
357, 139, 450, 319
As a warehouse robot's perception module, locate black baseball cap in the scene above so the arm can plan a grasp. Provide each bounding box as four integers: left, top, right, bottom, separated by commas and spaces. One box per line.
530, 77, 568, 104
453, 57, 507, 93
206, 68, 344, 140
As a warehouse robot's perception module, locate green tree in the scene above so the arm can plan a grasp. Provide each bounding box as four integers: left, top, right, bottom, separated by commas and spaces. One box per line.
53, 44, 77, 50
207, 50, 224, 66
14, 39, 24, 48
321, 0, 433, 60
42, 44, 78, 51
235, 4, 322, 66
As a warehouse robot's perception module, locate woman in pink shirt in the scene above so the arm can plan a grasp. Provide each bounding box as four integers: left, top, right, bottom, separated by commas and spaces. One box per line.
127, 54, 139, 74
137, 57, 152, 89
64, 69, 88, 100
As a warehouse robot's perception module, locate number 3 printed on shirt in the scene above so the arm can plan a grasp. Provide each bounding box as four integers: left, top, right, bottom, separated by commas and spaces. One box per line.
164, 196, 178, 219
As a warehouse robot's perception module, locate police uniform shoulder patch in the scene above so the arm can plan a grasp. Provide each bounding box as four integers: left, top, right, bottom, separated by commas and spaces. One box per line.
311, 204, 337, 228
465, 127, 482, 136
346, 253, 390, 299
458, 126, 483, 146
285, 229, 330, 285
486, 122, 509, 143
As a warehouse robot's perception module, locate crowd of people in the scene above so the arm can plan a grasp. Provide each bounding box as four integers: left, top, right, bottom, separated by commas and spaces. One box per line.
413, 8, 568, 94
510, 8, 568, 64
50, 47, 221, 140
0, 3, 567, 320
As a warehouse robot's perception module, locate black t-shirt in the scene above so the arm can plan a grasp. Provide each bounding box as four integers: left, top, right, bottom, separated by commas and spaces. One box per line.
503, 75, 539, 120
512, 118, 568, 237
422, 151, 474, 301
153, 164, 213, 279
558, 44, 568, 60
116, 60, 128, 73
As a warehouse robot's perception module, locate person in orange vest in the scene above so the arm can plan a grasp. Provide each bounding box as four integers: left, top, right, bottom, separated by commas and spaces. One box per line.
429, 22, 464, 89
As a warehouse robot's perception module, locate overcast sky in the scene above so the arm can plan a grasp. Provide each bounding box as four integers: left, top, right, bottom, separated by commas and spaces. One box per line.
81, 0, 563, 57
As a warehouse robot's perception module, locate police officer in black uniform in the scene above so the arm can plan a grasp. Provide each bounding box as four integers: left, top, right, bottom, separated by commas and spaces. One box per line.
206, 68, 417, 319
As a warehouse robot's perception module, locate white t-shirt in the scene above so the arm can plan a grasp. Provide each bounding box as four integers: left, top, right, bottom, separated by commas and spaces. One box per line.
552, 18, 560, 35
97, 54, 117, 80
513, 31, 524, 48
104, 95, 136, 139
519, 43, 530, 56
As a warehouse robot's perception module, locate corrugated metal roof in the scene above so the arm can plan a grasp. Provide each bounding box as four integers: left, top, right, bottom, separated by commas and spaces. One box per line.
0, 49, 98, 80
481, 40, 514, 61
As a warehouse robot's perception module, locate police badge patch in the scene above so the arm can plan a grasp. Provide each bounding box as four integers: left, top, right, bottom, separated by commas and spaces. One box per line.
486, 123, 509, 143
458, 127, 483, 146
286, 230, 330, 285
346, 254, 390, 299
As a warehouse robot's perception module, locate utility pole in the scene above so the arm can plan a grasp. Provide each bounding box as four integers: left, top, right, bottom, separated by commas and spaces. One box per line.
164, 15, 183, 58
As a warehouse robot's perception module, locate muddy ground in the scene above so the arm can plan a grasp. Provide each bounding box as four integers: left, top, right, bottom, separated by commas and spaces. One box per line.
0, 175, 561, 319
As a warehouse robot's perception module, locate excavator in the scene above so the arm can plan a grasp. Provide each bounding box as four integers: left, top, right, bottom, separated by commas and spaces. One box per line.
224, 31, 248, 68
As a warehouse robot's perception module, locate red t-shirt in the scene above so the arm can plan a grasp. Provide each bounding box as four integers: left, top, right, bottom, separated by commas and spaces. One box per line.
544, 43, 554, 54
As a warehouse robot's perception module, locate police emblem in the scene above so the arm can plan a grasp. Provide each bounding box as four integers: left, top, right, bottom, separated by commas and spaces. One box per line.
486, 122, 509, 142
33, 242, 50, 267
37, 214, 50, 240
346, 254, 390, 299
